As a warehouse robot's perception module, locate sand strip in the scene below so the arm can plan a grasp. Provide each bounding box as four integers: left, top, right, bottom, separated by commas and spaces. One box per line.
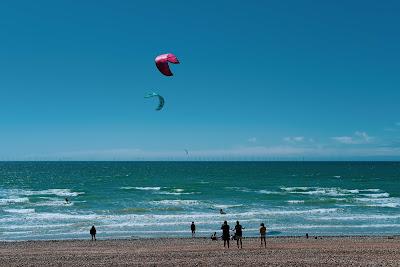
1, 236, 400, 266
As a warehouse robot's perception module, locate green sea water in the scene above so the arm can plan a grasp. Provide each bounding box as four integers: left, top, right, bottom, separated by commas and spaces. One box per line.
1, 161, 399, 240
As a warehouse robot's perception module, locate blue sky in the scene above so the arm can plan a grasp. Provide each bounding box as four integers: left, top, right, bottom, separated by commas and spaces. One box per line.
0, 0, 399, 160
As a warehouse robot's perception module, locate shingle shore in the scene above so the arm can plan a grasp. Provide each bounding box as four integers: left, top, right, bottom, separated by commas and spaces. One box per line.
0, 236, 399, 266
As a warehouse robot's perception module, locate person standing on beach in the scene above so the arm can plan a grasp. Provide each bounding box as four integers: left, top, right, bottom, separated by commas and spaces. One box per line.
260, 223, 266, 248
191, 222, 196, 238
221, 221, 230, 248
90, 225, 97, 241
234, 221, 244, 249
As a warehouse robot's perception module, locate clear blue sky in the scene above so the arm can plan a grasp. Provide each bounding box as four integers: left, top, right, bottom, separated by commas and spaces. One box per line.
0, 0, 399, 160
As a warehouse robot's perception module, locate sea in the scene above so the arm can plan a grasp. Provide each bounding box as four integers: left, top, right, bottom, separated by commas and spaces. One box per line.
1, 161, 399, 241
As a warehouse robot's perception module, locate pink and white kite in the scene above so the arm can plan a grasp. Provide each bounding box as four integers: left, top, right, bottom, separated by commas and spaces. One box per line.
155, 53, 180, 76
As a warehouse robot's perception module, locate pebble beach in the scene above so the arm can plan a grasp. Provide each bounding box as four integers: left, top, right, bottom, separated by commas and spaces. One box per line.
1, 236, 399, 266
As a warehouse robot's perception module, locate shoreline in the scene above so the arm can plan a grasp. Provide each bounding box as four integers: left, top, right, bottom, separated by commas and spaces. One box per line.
1, 234, 400, 243
1, 236, 400, 266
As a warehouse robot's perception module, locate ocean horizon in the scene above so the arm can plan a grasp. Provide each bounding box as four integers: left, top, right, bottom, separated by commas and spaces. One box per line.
1, 161, 399, 241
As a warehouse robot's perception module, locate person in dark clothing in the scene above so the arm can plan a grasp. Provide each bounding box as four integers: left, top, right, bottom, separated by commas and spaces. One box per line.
260, 223, 266, 248
234, 221, 244, 249
191, 222, 196, 238
221, 221, 230, 248
90, 225, 96, 241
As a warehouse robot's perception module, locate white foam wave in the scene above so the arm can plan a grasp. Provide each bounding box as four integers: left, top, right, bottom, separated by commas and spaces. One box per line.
370, 203, 400, 208
137, 208, 341, 219
294, 189, 329, 195
29, 212, 100, 220
1, 208, 339, 224
258, 190, 281, 194
150, 200, 201, 206
173, 189, 185, 192
342, 189, 359, 194
10, 189, 84, 197
213, 204, 243, 209
361, 193, 390, 198
134, 187, 161, 191
123, 187, 162, 191
355, 197, 400, 208
287, 200, 305, 204
272, 224, 400, 230
157, 192, 195, 195
0, 197, 29, 205
310, 214, 400, 221
3, 208, 35, 214
224, 187, 252, 193
226, 187, 280, 195
280, 187, 310, 191
34, 200, 74, 207
0, 223, 75, 230
1, 231, 34, 236
361, 189, 381, 192
281, 187, 361, 196
99, 218, 267, 229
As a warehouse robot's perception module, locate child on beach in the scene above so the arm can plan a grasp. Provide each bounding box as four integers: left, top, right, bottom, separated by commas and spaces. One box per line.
260, 223, 266, 248
211, 232, 217, 241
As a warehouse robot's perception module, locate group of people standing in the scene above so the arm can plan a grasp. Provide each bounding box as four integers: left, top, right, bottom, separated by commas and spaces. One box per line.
90, 220, 267, 247
191, 221, 267, 249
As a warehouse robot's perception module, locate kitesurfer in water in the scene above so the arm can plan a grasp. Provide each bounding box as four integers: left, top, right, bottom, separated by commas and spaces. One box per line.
219, 208, 226, 214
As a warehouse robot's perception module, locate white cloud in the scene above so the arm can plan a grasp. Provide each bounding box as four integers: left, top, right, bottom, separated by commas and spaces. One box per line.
12, 132, 400, 161
383, 122, 400, 132
247, 137, 257, 143
332, 136, 355, 144
332, 131, 373, 144
283, 136, 304, 143
384, 127, 396, 132
355, 131, 373, 142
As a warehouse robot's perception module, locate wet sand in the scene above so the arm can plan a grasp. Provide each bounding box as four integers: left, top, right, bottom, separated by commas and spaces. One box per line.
0, 236, 399, 266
